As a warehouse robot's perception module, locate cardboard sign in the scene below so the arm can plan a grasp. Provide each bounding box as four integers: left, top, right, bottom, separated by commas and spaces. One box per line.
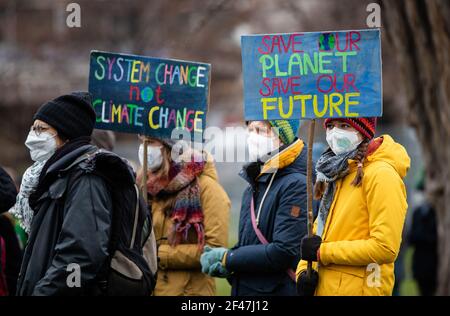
89, 51, 210, 141
241, 29, 382, 120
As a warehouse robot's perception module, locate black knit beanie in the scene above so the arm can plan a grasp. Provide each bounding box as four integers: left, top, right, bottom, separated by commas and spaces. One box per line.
33, 91, 96, 140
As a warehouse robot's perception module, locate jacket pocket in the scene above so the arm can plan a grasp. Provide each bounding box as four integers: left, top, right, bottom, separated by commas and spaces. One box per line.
337, 271, 364, 296
318, 266, 365, 296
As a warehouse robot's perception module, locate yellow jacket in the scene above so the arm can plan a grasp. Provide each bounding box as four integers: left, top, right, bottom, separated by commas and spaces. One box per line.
152, 155, 230, 296
296, 135, 410, 296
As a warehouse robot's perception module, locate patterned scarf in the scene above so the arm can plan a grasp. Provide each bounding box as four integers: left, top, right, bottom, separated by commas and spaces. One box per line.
29, 136, 92, 212
144, 152, 206, 248
9, 160, 47, 233
315, 148, 358, 237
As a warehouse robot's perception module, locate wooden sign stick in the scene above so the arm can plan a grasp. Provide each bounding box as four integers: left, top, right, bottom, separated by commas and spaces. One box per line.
306, 119, 316, 278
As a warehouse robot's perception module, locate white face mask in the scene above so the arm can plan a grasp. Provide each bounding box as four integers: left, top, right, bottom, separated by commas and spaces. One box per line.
138, 144, 163, 171
25, 130, 57, 162
326, 127, 362, 155
247, 132, 278, 162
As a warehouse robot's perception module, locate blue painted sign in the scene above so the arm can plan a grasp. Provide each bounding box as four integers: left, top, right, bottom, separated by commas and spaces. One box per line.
241, 29, 382, 120
88, 50, 210, 141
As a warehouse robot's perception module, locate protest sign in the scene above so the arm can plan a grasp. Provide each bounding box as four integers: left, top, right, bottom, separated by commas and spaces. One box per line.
89, 51, 211, 141
241, 29, 382, 120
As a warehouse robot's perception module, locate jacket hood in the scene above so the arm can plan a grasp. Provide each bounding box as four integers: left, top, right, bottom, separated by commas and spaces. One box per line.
364, 134, 410, 179
280, 140, 307, 176
200, 151, 218, 182
56, 145, 136, 186
78, 149, 136, 186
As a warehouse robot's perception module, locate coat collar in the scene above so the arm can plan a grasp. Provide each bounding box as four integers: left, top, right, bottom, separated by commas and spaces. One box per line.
46, 145, 96, 176
240, 138, 306, 185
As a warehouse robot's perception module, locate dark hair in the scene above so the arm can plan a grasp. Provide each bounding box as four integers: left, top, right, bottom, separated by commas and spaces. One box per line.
314, 139, 370, 200
58, 132, 69, 143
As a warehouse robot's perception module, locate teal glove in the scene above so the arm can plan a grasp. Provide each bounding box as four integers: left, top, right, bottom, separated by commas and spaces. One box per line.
200, 246, 228, 274
208, 261, 231, 278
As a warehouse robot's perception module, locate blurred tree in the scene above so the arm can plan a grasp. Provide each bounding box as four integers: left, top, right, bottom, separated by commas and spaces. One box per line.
0, 0, 404, 168
383, 0, 450, 295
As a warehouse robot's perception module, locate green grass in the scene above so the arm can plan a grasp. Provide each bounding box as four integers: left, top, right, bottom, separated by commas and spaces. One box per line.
399, 247, 419, 296
214, 232, 237, 296
216, 278, 232, 296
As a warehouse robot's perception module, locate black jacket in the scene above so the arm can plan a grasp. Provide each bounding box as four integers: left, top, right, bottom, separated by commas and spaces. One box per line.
16, 145, 134, 296
408, 202, 437, 284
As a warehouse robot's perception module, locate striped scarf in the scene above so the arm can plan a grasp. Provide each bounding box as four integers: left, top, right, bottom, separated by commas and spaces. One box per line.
315, 148, 358, 237
10, 160, 47, 233
146, 153, 206, 248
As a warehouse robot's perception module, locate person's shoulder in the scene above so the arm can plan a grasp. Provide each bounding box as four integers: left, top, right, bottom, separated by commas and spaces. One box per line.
362, 160, 404, 190
197, 161, 222, 189
364, 160, 399, 178
74, 149, 136, 184
198, 173, 230, 205
0, 165, 17, 211
278, 171, 307, 189
198, 173, 227, 193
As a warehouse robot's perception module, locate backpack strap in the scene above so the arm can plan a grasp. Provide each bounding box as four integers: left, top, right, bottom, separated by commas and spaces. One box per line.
250, 197, 297, 282
129, 184, 140, 249
93, 184, 141, 295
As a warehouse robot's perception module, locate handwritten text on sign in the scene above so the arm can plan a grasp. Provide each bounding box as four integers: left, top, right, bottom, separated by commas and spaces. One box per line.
88, 51, 210, 140
241, 29, 382, 120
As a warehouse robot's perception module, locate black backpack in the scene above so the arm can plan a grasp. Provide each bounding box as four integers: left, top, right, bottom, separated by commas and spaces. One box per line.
103, 183, 158, 296
74, 149, 158, 296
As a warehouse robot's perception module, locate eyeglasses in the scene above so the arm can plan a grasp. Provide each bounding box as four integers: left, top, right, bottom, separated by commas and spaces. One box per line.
30, 125, 52, 136
248, 126, 271, 136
